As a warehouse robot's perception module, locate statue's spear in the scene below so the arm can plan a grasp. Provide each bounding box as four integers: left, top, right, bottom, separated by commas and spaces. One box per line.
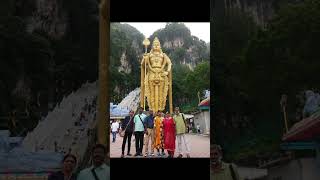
280, 94, 289, 133
143, 38, 150, 54
142, 38, 150, 111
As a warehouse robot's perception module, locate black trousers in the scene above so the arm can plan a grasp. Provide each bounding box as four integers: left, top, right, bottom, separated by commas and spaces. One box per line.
121, 131, 133, 154
134, 131, 144, 154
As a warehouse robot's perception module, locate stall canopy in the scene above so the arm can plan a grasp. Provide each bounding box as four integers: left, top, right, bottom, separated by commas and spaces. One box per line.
282, 110, 320, 141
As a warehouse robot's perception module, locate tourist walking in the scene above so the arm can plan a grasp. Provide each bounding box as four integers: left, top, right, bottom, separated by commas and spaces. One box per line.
197, 123, 201, 134
173, 107, 191, 158
111, 119, 119, 143
144, 110, 155, 157
121, 110, 134, 157
80, 111, 85, 121
163, 112, 176, 158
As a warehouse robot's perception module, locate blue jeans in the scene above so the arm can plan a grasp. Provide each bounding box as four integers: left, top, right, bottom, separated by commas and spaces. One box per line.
112, 131, 117, 142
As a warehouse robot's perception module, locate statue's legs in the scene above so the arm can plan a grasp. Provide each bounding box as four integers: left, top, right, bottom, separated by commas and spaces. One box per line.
159, 79, 164, 111
149, 80, 155, 111
155, 84, 159, 112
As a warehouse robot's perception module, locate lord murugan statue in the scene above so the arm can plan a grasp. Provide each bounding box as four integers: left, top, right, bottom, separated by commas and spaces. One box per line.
140, 37, 173, 113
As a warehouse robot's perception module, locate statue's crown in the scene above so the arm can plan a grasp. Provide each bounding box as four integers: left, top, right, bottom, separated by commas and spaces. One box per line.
153, 37, 160, 45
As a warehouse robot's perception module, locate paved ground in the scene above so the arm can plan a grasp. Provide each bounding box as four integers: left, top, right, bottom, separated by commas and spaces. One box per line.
110, 133, 210, 158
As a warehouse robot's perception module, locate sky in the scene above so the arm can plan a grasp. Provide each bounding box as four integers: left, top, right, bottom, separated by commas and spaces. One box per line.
121, 22, 210, 43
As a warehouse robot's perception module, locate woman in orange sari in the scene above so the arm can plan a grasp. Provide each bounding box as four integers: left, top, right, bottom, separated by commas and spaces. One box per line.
163, 112, 176, 158
153, 110, 165, 157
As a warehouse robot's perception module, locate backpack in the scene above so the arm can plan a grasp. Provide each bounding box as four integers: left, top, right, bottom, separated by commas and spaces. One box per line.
229, 164, 237, 180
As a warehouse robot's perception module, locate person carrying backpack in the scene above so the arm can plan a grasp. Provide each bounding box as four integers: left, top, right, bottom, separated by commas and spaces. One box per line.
173, 107, 191, 158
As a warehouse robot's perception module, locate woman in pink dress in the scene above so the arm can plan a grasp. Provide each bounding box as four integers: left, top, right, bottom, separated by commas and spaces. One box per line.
163, 112, 176, 158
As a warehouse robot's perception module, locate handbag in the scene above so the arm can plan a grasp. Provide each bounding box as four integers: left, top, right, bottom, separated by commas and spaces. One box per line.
119, 129, 125, 137
180, 113, 188, 133
120, 116, 133, 137
229, 164, 237, 180
91, 168, 100, 180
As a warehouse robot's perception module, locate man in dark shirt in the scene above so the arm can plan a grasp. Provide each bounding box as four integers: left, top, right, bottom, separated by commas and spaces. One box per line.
121, 110, 135, 157
144, 110, 155, 157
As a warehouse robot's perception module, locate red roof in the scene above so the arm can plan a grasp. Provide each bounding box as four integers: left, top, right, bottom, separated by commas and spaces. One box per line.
198, 97, 210, 107
282, 112, 320, 141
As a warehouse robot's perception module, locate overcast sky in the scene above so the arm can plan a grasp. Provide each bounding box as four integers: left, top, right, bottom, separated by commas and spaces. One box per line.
120, 22, 210, 43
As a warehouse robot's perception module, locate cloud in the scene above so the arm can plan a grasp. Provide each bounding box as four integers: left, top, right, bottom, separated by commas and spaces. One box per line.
121, 22, 210, 43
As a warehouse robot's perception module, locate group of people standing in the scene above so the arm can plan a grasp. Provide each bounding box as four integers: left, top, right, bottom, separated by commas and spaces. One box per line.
120, 106, 191, 158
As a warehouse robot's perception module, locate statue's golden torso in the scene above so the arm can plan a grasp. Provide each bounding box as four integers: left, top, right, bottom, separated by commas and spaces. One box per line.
149, 52, 164, 69
148, 52, 166, 84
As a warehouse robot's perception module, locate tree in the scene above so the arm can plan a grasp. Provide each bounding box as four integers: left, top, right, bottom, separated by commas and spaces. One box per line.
185, 61, 210, 98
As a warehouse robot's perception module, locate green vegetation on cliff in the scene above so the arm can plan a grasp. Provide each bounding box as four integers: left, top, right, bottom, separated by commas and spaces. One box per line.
0, 0, 99, 134
214, 0, 320, 165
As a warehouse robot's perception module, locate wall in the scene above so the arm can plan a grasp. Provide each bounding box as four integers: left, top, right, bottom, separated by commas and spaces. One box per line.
264, 158, 320, 180
193, 110, 210, 134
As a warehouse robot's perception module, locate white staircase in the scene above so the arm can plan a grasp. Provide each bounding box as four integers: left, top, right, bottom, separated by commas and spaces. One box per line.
22, 81, 98, 162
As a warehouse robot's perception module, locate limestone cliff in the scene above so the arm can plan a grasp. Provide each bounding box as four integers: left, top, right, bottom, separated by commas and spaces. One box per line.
26, 0, 68, 39
149, 23, 210, 69
222, 0, 303, 27
0, 0, 99, 133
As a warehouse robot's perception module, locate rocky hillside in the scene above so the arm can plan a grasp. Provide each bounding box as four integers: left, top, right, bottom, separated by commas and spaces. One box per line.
0, 0, 99, 133
149, 23, 210, 69
214, 0, 320, 165
220, 0, 303, 27
110, 23, 210, 103
110, 23, 144, 103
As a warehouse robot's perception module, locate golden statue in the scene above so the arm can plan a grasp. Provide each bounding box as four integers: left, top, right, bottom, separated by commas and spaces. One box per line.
140, 37, 173, 113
